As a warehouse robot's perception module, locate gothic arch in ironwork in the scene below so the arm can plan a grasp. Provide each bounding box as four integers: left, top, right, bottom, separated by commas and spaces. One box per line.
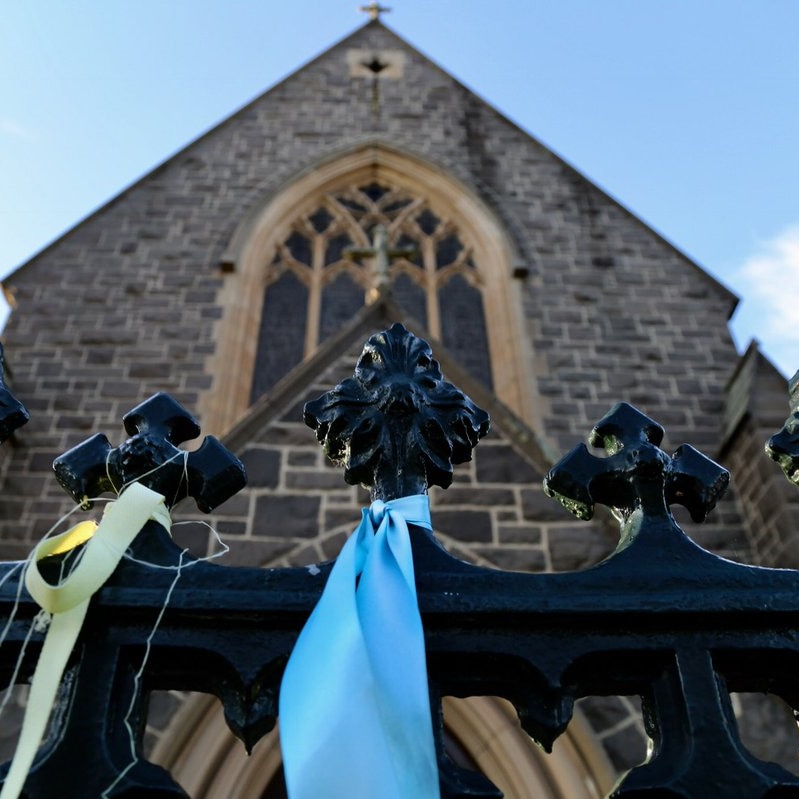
150, 693, 615, 799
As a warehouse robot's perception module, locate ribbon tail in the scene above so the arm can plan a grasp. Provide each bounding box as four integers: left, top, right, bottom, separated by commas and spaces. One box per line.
0, 600, 89, 799
280, 496, 439, 799
358, 514, 439, 799
280, 528, 394, 799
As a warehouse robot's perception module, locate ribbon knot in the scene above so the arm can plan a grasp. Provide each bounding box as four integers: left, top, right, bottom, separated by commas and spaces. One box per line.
367, 499, 388, 527
280, 494, 440, 799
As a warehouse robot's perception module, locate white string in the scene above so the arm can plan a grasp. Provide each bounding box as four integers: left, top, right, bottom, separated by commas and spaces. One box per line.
106, 447, 189, 501
122, 520, 230, 570
0, 494, 117, 654
0, 561, 24, 593
102, 517, 231, 794
0, 617, 37, 721
0, 560, 33, 731
0, 506, 101, 739
0, 447, 232, 795
180, 519, 230, 562
100, 547, 188, 799
0, 561, 27, 653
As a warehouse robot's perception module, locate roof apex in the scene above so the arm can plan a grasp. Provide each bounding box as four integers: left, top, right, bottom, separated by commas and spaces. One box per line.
4, 15, 738, 313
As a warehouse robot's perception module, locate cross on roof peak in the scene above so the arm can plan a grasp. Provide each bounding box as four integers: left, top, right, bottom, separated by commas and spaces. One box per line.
359, 2, 391, 21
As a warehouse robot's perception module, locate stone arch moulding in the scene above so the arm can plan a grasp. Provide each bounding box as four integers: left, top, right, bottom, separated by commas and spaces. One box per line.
151, 693, 616, 799
202, 142, 536, 436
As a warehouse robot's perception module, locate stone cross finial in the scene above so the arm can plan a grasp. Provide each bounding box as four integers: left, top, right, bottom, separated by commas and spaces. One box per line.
544, 402, 729, 524
346, 224, 417, 301
53, 392, 246, 512
0, 343, 28, 443
766, 369, 799, 486
304, 323, 489, 501
359, 2, 391, 21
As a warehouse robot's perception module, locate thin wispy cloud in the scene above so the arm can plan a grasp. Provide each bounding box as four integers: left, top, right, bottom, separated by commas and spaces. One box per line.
736, 225, 799, 375
0, 118, 34, 141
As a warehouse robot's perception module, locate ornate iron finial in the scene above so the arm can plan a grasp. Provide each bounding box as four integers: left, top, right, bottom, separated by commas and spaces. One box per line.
0, 343, 29, 443
359, 2, 391, 21
766, 369, 799, 485
53, 392, 246, 511
304, 323, 489, 501
544, 402, 729, 525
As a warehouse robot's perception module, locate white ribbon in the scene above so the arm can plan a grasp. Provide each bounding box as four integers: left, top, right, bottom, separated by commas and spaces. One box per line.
0, 482, 168, 799
279, 494, 440, 799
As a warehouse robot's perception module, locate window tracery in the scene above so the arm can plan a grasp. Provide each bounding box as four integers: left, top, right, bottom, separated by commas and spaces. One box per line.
251, 180, 492, 401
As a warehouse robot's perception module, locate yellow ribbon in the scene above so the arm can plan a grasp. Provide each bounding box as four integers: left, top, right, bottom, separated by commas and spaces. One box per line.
0, 482, 169, 799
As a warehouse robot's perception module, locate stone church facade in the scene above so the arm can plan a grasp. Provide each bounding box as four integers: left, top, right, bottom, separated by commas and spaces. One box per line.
0, 18, 796, 798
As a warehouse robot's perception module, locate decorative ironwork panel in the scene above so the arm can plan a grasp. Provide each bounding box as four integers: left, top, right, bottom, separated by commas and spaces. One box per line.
0, 329, 798, 797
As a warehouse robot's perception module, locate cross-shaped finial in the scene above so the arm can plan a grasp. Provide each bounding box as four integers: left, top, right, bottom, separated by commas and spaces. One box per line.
0, 344, 28, 444
345, 224, 416, 302
544, 402, 729, 525
305, 323, 489, 500
53, 392, 246, 512
359, 2, 391, 21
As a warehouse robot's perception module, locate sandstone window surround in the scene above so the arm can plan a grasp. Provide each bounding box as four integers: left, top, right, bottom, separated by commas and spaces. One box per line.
205, 144, 534, 436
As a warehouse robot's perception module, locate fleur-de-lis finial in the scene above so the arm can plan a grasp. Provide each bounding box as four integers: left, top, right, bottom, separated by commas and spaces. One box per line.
53, 392, 246, 511
304, 323, 489, 501
766, 370, 799, 486
0, 343, 29, 444
544, 402, 729, 528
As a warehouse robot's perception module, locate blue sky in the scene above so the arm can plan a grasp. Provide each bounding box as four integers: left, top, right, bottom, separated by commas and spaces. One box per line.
2, 1, 798, 376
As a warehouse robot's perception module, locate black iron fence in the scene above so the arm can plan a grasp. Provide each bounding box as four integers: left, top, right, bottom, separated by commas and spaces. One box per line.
0, 327, 797, 797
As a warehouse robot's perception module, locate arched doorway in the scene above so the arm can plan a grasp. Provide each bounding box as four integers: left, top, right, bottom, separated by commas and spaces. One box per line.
151, 693, 615, 798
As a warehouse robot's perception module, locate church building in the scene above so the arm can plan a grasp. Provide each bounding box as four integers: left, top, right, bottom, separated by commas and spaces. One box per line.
0, 14, 795, 798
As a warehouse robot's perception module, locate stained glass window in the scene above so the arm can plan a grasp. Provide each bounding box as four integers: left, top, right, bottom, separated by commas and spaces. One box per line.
250, 181, 494, 401
250, 271, 309, 401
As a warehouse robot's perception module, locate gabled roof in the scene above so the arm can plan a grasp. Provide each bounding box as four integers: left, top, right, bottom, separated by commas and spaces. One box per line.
6, 19, 737, 312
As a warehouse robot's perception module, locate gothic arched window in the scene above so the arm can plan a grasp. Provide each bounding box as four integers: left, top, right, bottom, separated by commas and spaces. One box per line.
249, 180, 493, 402
204, 146, 534, 437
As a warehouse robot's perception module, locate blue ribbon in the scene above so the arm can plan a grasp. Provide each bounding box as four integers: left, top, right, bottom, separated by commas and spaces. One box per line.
279, 494, 440, 799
